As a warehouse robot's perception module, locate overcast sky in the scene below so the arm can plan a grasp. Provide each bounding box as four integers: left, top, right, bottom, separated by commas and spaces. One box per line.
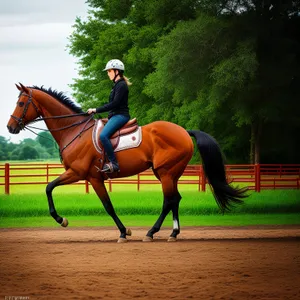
0, 0, 89, 143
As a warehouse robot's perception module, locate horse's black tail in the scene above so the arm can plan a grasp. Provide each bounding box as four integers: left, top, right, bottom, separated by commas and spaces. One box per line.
187, 130, 248, 213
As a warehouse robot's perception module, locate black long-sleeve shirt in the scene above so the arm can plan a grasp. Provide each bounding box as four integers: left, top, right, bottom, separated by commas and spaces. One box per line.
96, 78, 130, 119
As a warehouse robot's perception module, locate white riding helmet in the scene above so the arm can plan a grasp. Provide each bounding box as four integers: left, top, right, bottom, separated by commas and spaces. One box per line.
103, 59, 125, 71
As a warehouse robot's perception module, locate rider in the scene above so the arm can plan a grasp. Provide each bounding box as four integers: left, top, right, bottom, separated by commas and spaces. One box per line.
87, 59, 131, 173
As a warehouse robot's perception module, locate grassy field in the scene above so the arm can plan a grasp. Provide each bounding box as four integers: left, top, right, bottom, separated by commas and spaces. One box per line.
0, 190, 300, 227
1, 214, 300, 228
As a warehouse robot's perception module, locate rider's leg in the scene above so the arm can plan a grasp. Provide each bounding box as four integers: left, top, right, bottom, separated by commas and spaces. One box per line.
100, 114, 129, 172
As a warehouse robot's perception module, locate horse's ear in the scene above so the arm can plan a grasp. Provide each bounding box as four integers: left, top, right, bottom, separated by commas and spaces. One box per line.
19, 82, 29, 94
15, 83, 22, 91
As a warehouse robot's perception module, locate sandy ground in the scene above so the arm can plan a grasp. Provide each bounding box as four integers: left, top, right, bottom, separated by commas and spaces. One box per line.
0, 226, 300, 300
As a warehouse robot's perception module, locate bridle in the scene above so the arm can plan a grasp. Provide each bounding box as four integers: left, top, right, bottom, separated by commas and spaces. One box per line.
11, 89, 41, 130
11, 88, 95, 159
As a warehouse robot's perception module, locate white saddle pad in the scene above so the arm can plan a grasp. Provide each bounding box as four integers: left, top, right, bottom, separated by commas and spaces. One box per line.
92, 120, 142, 154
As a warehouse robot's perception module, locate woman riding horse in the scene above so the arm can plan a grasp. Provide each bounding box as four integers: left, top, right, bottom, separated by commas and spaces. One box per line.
7, 80, 248, 243
87, 59, 131, 173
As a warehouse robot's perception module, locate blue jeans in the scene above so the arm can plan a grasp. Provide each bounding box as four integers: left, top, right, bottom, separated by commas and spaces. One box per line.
100, 115, 130, 164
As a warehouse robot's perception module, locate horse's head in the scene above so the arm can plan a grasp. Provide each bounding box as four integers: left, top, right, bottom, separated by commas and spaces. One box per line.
7, 83, 42, 134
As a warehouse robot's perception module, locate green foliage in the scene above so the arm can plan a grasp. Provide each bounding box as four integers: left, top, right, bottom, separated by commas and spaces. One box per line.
36, 132, 54, 149
67, 0, 300, 163
0, 134, 59, 161
18, 145, 39, 160
0, 136, 10, 160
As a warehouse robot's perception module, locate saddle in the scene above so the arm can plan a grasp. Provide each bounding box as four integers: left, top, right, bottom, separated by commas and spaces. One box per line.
102, 118, 138, 138
92, 118, 142, 154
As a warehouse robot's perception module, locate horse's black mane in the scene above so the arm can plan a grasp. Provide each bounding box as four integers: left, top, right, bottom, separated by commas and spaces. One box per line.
31, 86, 84, 114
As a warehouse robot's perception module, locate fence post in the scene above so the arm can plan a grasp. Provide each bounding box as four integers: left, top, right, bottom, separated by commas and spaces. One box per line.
198, 166, 201, 192
85, 180, 89, 194
5, 163, 10, 195
279, 164, 282, 178
255, 164, 261, 192
109, 180, 112, 192
137, 173, 140, 191
201, 165, 206, 192
46, 163, 49, 183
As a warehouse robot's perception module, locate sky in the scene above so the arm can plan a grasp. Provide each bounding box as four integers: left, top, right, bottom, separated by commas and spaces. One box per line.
0, 0, 89, 143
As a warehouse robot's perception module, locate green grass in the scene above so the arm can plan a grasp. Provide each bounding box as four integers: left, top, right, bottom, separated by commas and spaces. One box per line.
1, 190, 299, 227
1, 161, 299, 228
0, 190, 300, 216
1, 214, 300, 228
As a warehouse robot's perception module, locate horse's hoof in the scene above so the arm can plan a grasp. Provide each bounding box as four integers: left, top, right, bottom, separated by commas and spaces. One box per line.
168, 236, 177, 242
61, 218, 69, 228
143, 236, 153, 242
126, 228, 132, 236
118, 237, 128, 243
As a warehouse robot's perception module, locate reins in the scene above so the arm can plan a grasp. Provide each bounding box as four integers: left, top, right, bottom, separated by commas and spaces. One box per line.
26, 112, 92, 132
59, 114, 95, 156
27, 113, 95, 159
13, 89, 96, 160
23, 113, 95, 162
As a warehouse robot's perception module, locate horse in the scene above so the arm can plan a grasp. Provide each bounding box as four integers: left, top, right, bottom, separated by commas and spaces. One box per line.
7, 83, 248, 242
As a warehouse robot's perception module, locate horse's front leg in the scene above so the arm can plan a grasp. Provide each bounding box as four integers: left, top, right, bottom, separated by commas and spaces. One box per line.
46, 169, 81, 227
89, 178, 131, 243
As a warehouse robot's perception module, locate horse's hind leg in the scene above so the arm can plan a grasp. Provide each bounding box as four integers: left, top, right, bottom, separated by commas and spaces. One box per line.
168, 191, 182, 242
144, 172, 181, 242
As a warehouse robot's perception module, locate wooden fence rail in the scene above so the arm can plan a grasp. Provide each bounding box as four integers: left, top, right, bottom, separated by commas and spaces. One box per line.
0, 163, 299, 195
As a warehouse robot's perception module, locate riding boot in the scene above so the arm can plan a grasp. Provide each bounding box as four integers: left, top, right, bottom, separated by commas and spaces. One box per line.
101, 161, 120, 173
101, 150, 120, 173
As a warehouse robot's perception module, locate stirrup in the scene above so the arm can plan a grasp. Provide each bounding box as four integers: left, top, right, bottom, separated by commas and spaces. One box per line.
101, 162, 120, 173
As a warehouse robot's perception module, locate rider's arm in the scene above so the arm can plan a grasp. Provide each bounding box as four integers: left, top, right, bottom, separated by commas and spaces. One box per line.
95, 82, 127, 113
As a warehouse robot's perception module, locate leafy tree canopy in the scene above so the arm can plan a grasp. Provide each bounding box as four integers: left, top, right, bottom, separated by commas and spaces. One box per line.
67, 0, 300, 163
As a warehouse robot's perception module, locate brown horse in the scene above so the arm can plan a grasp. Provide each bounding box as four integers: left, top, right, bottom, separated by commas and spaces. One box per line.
7, 83, 247, 242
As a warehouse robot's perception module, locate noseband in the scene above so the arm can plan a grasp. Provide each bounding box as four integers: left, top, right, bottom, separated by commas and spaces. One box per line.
11, 89, 41, 129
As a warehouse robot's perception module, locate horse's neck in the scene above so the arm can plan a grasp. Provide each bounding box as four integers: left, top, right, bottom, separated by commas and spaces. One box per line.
34, 90, 85, 145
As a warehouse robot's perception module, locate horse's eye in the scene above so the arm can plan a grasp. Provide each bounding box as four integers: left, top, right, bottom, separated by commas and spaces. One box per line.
18, 102, 24, 107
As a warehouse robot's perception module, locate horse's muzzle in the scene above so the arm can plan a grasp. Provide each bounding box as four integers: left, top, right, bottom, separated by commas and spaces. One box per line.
7, 124, 21, 134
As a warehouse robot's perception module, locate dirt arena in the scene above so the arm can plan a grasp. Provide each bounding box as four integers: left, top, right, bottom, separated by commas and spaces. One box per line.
0, 226, 299, 299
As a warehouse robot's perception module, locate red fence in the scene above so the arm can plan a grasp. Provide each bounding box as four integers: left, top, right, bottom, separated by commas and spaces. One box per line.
0, 163, 299, 195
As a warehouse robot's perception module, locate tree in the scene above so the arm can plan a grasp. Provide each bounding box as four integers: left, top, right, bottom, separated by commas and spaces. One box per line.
144, 13, 257, 162
34, 145, 51, 160
36, 132, 56, 150
36, 132, 59, 158
68, 0, 201, 121
10, 148, 20, 161
18, 145, 39, 160
0, 136, 9, 160
68, 0, 300, 163
144, 2, 300, 163
0, 149, 5, 160
0, 132, 60, 161
20, 138, 36, 147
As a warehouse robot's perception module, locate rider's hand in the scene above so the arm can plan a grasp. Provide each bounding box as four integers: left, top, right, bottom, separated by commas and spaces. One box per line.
87, 108, 96, 114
